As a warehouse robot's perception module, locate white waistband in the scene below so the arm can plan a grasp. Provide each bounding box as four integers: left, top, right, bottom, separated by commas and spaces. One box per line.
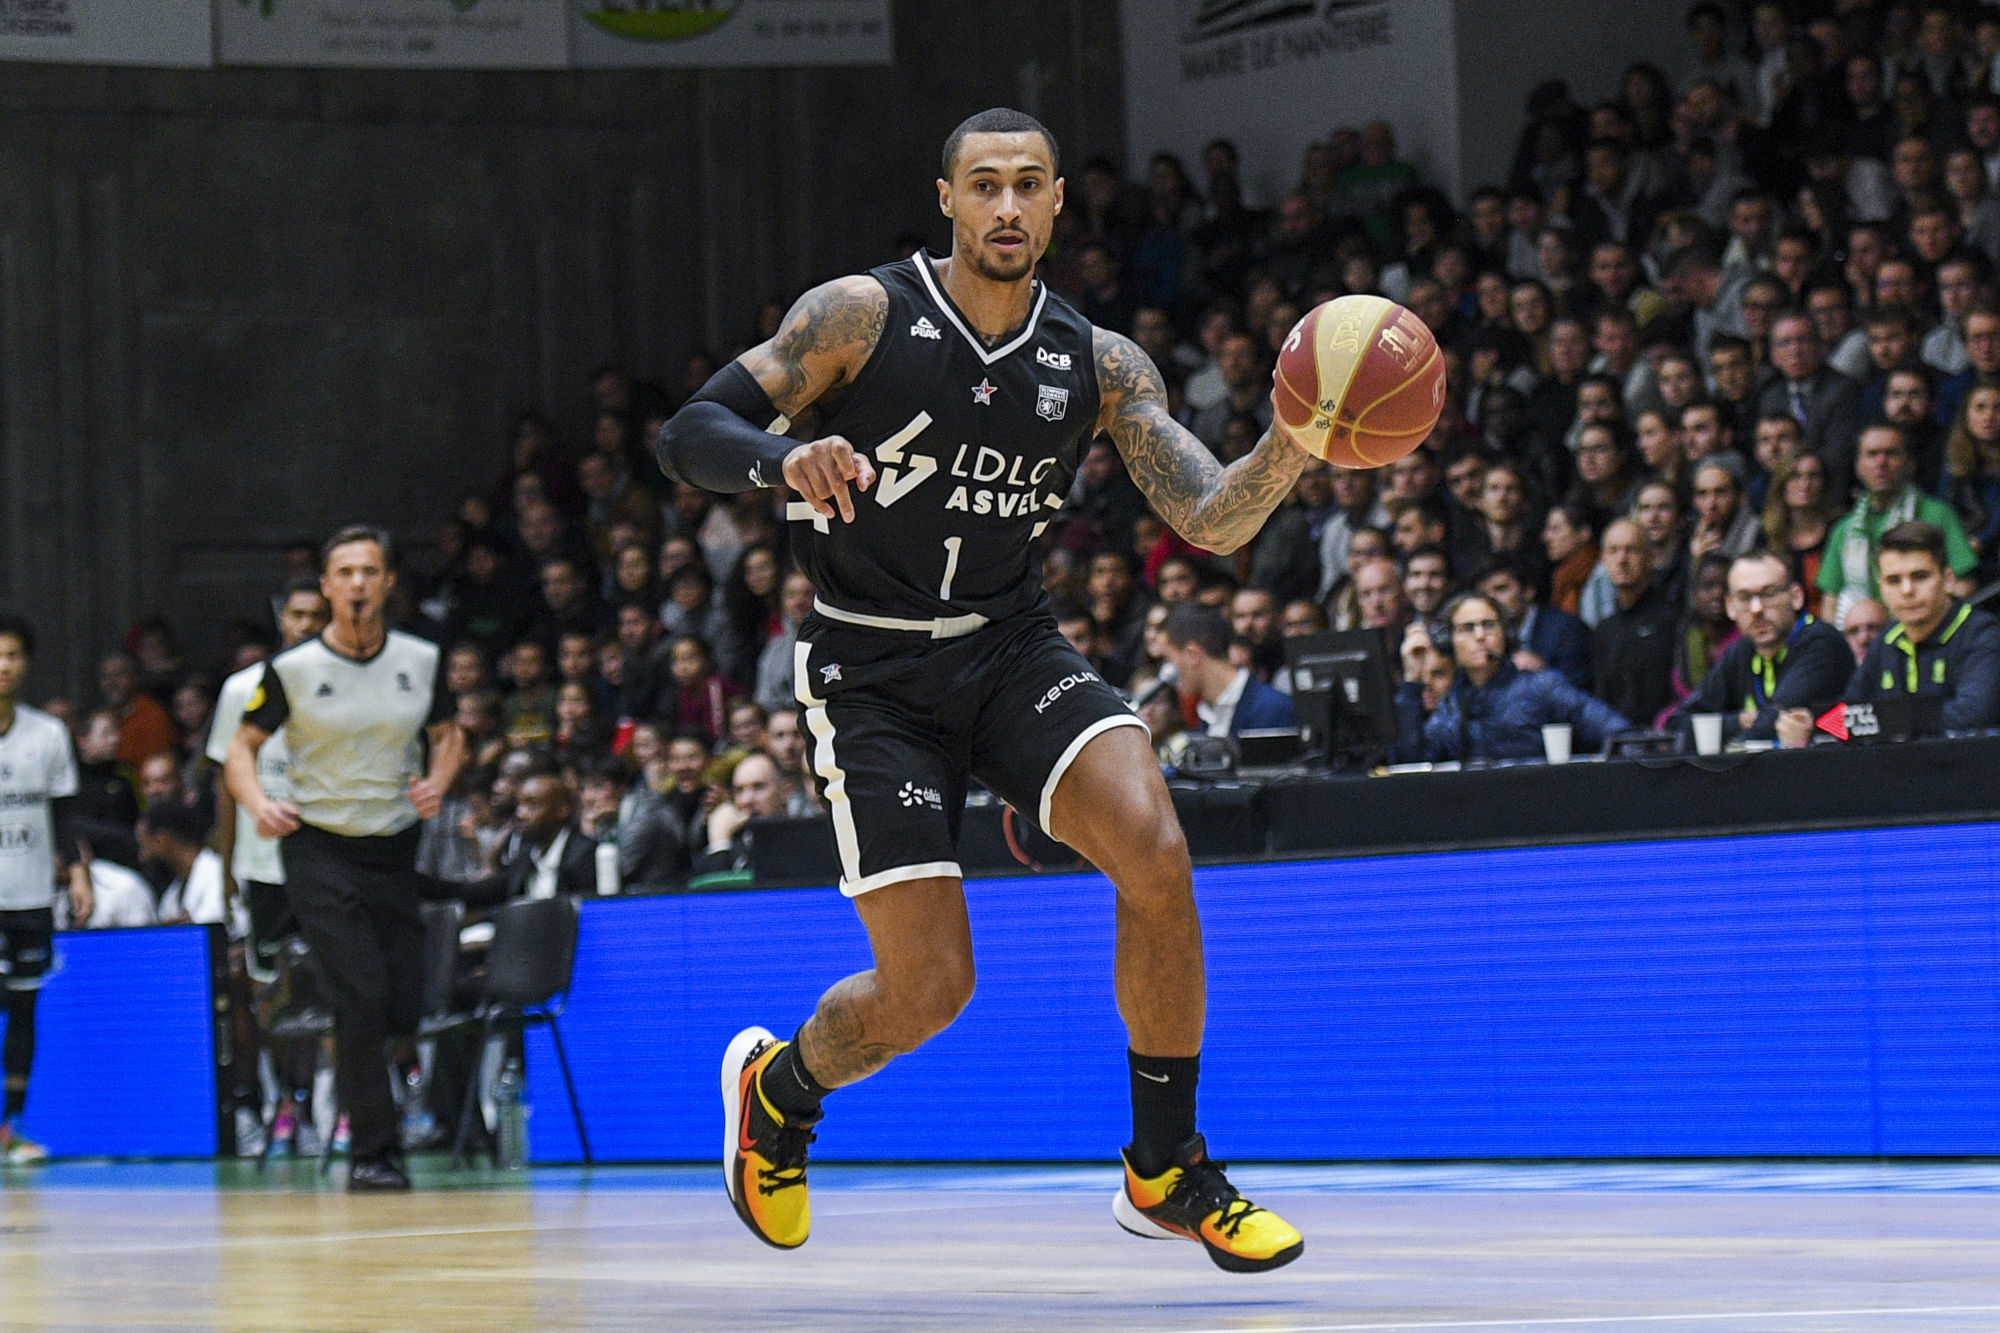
813, 597, 989, 640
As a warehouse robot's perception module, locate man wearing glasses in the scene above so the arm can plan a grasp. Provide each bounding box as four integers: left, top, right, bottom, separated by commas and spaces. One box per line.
1669, 550, 1851, 744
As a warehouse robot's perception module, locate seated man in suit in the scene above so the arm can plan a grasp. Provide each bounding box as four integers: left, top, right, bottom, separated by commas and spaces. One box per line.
577, 756, 685, 893
462, 772, 597, 908
1160, 602, 1297, 737
1474, 557, 1593, 692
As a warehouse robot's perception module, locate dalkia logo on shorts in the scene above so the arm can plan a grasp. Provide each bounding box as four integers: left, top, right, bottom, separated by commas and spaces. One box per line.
897, 781, 944, 810
582, 1, 741, 42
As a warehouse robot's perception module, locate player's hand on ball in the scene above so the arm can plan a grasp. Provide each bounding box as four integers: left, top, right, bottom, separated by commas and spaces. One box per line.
784, 436, 877, 523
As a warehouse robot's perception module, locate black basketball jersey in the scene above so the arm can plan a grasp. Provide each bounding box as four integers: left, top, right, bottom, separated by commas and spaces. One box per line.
789, 250, 1101, 627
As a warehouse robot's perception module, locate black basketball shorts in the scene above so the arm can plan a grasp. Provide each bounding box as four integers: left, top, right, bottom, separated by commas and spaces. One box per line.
0, 907, 56, 993
793, 611, 1147, 897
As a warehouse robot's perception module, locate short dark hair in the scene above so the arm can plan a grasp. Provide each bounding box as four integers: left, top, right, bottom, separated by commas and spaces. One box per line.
580, 755, 631, 789
1160, 602, 1230, 657
280, 575, 325, 603
1879, 520, 1948, 567
0, 612, 34, 658
1405, 544, 1454, 578
942, 108, 1060, 180
139, 800, 209, 846
1730, 548, 1799, 585
320, 524, 395, 574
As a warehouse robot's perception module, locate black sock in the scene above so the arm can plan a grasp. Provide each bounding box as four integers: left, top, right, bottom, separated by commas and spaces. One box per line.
1127, 1049, 1199, 1177
759, 1033, 831, 1122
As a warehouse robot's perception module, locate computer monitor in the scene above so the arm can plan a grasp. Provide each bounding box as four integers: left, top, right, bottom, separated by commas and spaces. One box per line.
1283, 627, 1400, 768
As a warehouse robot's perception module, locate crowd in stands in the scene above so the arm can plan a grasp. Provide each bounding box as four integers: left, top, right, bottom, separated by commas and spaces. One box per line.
36, 0, 2000, 938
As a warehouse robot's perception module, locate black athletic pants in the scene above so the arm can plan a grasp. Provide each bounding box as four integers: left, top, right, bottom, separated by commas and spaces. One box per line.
282, 824, 424, 1163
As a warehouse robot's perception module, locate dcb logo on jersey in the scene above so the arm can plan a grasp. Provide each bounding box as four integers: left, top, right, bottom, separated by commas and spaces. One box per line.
1036, 384, 1070, 422
897, 781, 944, 810
910, 316, 941, 340
1035, 346, 1072, 370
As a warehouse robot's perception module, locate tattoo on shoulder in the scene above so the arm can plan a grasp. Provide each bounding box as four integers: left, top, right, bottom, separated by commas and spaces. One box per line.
1093, 326, 1305, 553
766, 277, 887, 414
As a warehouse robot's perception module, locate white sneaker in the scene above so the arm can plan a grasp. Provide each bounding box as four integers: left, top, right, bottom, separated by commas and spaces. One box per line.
0, 1124, 50, 1165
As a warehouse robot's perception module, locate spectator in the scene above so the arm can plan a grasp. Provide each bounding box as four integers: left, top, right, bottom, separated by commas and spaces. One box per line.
1541, 502, 1600, 618
498, 639, 557, 749
1394, 591, 1629, 762
1401, 547, 1453, 644
1185, 332, 1271, 454
1670, 549, 1851, 743
1943, 383, 2000, 568
693, 751, 791, 875
71, 708, 139, 861
463, 772, 597, 904
658, 729, 713, 848
576, 449, 661, 569
140, 802, 234, 934
1593, 518, 1681, 727
1688, 456, 1761, 563
661, 635, 743, 745
1755, 310, 1865, 495
1762, 454, 1838, 605
1818, 424, 1978, 625
1672, 553, 1740, 706
1840, 597, 1891, 662
753, 570, 816, 713
1786, 521, 2000, 742
763, 707, 820, 817
576, 756, 684, 894
1883, 365, 1948, 495
1158, 603, 1295, 738
1350, 557, 1412, 644
100, 652, 174, 768
1475, 558, 1592, 692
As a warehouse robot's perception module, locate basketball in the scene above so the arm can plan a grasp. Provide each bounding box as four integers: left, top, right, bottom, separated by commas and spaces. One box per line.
1272, 294, 1446, 469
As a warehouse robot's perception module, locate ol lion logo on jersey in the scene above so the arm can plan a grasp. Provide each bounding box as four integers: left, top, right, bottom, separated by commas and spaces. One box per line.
1036, 385, 1069, 422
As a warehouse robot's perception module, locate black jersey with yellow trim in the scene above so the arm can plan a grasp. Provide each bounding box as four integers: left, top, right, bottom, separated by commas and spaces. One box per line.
789, 250, 1101, 627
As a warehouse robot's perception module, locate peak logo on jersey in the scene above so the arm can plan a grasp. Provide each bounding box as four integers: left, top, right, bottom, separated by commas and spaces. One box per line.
1036, 384, 1070, 422
316, 682, 334, 698
820, 664, 842, 684
748, 461, 767, 487
910, 317, 942, 340
897, 781, 944, 810
971, 379, 997, 406
396, 672, 412, 692
1035, 346, 1073, 370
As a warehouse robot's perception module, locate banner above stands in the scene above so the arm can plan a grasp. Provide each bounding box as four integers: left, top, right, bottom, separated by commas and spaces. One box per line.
0, 0, 213, 66
0, 0, 891, 68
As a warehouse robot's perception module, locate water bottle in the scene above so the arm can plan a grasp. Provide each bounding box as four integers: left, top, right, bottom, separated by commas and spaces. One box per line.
495, 1059, 527, 1169
594, 838, 620, 896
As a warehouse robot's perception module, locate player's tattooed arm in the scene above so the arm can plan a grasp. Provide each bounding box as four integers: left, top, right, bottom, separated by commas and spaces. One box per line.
741, 275, 890, 418
1095, 328, 1308, 555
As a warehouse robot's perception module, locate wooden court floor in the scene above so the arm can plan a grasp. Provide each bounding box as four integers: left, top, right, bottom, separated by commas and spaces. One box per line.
4, 1160, 2000, 1331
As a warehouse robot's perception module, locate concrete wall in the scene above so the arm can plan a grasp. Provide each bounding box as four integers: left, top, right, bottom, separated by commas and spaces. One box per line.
1451, 0, 1690, 201
0, 1, 1124, 699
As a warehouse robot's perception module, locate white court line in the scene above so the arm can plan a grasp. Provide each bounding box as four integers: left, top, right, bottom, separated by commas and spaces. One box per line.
12, 1198, 1053, 1258
1169, 1305, 2000, 1333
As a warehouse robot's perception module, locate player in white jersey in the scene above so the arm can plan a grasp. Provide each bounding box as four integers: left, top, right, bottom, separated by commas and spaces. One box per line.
208, 578, 331, 980
0, 614, 92, 1165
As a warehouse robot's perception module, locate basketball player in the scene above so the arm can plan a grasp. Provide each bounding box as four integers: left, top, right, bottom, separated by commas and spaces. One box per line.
657, 109, 1309, 1271
0, 614, 92, 1165
226, 528, 464, 1191
209, 577, 332, 980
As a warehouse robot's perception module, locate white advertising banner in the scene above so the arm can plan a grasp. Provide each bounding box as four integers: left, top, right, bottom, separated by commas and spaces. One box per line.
1120, 0, 1464, 204
567, 0, 890, 68
0, 0, 212, 66
216, 0, 569, 68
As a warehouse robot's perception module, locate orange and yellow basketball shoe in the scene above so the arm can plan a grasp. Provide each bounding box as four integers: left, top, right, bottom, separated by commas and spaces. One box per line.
721, 1026, 819, 1249
1113, 1134, 1304, 1273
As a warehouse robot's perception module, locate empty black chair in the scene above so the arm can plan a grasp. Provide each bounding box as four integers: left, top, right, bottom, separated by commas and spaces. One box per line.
450, 895, 591, 1166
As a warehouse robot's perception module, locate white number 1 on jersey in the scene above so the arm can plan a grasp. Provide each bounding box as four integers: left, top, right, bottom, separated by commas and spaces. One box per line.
939, 536, 963, 601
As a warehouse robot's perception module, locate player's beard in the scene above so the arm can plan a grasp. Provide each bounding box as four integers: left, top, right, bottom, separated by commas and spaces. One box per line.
967, 239, 1036, 285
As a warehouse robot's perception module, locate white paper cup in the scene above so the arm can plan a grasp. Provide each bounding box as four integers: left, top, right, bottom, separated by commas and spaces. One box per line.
1691, 713, 1724, 756
1541, 722, 1572, 765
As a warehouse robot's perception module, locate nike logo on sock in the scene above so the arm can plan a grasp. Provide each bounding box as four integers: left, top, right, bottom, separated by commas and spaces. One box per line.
1135, 1070, 1171, 1083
